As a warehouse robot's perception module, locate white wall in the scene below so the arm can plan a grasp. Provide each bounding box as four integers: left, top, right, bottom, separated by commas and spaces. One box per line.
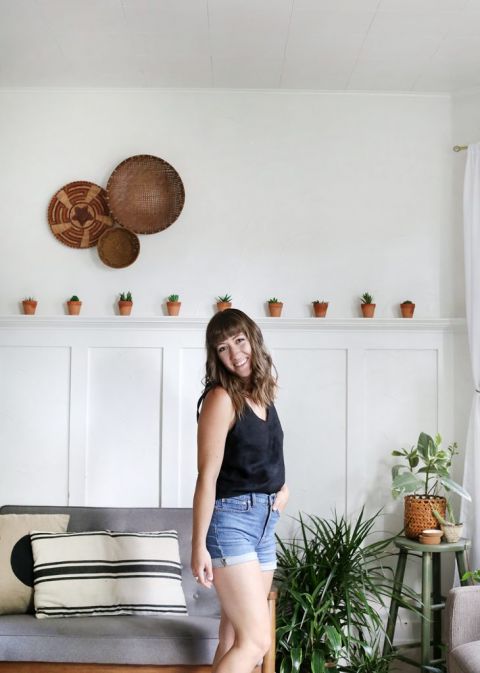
0, 88, 458, 318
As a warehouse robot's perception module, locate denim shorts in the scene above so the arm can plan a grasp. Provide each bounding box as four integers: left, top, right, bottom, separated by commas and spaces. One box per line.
206, 492, 280, 571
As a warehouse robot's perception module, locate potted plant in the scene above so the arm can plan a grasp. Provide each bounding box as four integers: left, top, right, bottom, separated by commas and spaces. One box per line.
216, 294, 232, 312
400, 300, 415, 318
391, 432, 471, 539
360, 292, 375, 318
166, 294, 181, 316
432, 502, 464, 543
268, 297, 283, 317
118, 291, 133, 316
67, 295, 82, 316
22, 297, 37, 315
312, 300, 329, 318
275, 508, 410, 673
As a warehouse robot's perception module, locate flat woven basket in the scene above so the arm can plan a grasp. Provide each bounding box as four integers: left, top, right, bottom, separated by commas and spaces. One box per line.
106, 155, 185, 235
48, 181, 113, 248
404, 495, 446, 540
97, 227, 140, 269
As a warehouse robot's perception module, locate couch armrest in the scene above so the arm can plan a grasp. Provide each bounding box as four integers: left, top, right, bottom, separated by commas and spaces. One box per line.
261, 590, 277, 673
447, 586, 480, 651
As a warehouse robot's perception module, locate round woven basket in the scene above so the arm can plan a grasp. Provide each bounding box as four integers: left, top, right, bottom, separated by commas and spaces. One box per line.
106, 155, 185, 235
48, 181, 113, 248
97, 227, 140, 269
404, 495, 446, 540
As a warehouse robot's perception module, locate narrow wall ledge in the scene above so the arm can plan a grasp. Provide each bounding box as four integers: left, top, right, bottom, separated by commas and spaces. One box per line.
0, 316, 467, 332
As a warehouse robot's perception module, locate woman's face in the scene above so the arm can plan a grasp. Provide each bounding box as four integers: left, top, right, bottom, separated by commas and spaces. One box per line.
215, 331, 252, 378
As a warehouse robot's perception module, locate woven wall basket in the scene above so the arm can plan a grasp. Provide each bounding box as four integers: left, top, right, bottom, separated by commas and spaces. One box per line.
106, 155, 185, 235
404, 495, 446, 540
97, 227, 140, 269
48, 181, 113, 248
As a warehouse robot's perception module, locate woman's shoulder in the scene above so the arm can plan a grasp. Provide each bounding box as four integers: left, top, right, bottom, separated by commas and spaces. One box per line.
202, 385, 234, 412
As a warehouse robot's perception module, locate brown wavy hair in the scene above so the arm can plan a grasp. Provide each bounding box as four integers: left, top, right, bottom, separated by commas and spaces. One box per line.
202, 309, 278, 416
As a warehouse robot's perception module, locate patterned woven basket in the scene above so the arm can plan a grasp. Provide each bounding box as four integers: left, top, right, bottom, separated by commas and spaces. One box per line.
404, 495, 446, 540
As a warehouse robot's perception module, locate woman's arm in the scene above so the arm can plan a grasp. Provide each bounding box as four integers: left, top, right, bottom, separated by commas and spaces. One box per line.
191, 387, 234, 588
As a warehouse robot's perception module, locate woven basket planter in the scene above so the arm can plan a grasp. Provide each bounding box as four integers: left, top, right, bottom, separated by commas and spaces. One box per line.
404, 495, 446, 539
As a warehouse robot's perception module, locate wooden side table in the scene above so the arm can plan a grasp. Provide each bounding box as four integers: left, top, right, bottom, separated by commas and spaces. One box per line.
382, 536, 471, 673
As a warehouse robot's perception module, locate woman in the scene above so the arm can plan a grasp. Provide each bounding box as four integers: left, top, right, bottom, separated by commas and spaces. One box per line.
191, 308, 289, 673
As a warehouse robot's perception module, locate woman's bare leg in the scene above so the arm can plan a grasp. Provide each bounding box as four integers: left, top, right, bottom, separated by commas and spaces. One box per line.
212, 569, 274, 668
211, 562, 273, 673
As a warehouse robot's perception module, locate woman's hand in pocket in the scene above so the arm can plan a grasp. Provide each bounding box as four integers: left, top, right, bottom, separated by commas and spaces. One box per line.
273, 483, 289, 514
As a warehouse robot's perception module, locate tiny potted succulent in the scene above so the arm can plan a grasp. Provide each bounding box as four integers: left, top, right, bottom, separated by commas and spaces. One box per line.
312, 300, 329, 318
166, 294, 181, 316
267, 297, 283, 317
216, 294, 232, 312
22, 297, 37, 315
118, 291, 133, 316
360, 292, 376, 318
400, 300, 415, 318
67, 295, 82, 316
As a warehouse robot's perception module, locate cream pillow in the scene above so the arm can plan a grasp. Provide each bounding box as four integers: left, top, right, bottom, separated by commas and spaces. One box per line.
0, 514, 70, 614
30, 529, 187, 618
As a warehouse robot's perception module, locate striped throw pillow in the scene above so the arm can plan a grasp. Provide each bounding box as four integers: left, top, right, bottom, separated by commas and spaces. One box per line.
30, 530, 187, 619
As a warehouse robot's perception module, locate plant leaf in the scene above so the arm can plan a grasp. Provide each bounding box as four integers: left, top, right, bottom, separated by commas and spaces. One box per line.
392, 471, 424, 496
440, 476, 472, 501
311, 650, 325, 673
291, 647, 303, 673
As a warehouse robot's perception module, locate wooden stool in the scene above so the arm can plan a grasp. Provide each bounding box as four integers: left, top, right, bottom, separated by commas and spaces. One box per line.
382, 536, 471, 673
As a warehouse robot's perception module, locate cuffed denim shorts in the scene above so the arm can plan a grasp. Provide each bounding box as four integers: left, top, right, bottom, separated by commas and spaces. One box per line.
206, 492, 280, 571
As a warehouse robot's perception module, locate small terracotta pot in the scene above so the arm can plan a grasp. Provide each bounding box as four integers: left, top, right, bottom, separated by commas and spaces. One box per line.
268, 302, 283, 317
313, 302, 328, 318
361, 303, 376, 318
22, 300, 37, 315
166, 301, 181, 316
118, 301, 133, 316
67, 301, 82, 316
400, 302, 415, 318
216, 301, 232, 312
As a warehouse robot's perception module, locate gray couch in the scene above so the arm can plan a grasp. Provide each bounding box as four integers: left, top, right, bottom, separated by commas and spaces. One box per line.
447, 585, 480, 673
0, 505, 276, 673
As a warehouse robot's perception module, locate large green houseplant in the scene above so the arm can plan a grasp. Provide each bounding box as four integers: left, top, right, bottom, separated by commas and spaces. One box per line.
275, 508, 411, 673
391, 431, 471, 538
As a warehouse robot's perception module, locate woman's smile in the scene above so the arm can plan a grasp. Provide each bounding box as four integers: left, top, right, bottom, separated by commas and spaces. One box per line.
217, 333, 252, 377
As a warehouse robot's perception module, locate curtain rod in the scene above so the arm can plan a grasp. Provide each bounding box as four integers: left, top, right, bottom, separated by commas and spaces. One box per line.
453, 145, 469, 152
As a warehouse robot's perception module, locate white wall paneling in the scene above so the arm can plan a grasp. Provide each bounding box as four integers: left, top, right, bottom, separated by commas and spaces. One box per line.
0, 318, 467, 534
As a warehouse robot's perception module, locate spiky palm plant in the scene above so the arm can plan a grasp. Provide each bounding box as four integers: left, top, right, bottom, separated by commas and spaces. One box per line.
275, 508, 414, 673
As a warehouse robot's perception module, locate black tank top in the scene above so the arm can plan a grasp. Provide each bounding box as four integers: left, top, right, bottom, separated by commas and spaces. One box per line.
215, 403, 285, 499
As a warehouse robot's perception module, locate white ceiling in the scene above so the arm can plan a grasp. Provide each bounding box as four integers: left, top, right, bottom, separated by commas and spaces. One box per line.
2, 0, 480, 92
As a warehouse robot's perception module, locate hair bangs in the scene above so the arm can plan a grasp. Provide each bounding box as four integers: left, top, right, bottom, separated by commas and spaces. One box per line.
206, 310, 250, 348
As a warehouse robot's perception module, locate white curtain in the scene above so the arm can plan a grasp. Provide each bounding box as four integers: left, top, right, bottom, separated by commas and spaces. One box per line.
461, 143, 480, 570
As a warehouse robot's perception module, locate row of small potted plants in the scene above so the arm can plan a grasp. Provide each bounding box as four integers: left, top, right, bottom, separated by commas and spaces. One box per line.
20, 292, 416, 318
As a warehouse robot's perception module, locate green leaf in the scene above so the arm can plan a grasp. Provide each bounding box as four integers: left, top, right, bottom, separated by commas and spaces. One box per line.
280, 657, 293, 673
409, 455, 420, 469
440, 476, 472, 501
417, 432, 435, 459
311, 650, 325, 673
291, 647, 303, 673
392, 471, 424, 496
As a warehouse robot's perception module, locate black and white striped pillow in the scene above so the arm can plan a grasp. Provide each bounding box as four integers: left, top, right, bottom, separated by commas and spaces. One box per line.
30, 530, 187, 619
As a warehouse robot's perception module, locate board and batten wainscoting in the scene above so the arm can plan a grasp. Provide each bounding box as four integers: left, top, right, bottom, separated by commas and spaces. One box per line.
0, 316, 470, 539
